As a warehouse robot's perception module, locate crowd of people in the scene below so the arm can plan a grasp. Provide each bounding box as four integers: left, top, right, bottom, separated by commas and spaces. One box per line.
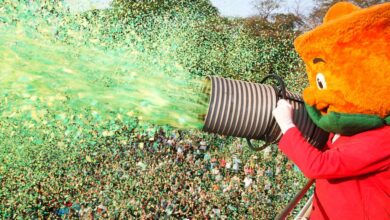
1, 125, 308, 219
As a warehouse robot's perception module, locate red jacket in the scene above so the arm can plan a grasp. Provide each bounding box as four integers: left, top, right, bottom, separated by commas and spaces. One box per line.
279, 126, 390, 220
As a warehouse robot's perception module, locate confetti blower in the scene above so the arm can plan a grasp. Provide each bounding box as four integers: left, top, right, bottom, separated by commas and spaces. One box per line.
200, 75, 328, 219
201, 75, 329, 150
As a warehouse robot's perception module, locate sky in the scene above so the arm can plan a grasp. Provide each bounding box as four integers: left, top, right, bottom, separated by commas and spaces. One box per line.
64, 0, 112, 12
210, 0, 315, 17
64, 0, 316, 17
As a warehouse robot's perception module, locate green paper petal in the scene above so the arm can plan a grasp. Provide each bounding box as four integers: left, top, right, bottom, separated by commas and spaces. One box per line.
385, 116, 390, 125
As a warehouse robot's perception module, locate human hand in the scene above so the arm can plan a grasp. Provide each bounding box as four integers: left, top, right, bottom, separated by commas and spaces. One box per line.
273, 99, 295, 134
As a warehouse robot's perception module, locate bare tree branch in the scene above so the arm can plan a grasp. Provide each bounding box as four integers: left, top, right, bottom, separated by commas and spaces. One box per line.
252, 0, 282, 20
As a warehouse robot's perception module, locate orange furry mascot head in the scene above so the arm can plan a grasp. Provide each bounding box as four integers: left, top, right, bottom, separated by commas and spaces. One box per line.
294, 2, 390, 135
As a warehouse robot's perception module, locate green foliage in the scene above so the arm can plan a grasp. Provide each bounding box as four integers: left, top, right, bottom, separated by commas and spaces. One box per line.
112, 0, 219, 21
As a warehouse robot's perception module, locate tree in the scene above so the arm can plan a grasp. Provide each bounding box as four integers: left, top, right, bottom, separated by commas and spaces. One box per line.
289, 0, 304, 18
308, 0, 387, 27
252, 0, 282, 20
273, 13, 304, 31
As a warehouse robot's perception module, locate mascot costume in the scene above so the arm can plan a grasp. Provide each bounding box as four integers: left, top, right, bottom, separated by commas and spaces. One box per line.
273, 2, 390, 219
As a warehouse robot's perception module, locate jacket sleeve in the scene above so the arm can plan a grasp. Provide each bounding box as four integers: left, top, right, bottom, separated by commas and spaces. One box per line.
278, 127, 390, 179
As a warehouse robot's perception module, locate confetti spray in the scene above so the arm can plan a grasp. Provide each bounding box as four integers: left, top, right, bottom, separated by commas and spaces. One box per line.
0, 0, 210, 129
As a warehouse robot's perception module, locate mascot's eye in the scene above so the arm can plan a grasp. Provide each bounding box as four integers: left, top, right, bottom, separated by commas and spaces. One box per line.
316, 73, 327, 90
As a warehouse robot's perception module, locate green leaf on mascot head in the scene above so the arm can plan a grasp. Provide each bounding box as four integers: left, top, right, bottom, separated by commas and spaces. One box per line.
304, 103, 386, 136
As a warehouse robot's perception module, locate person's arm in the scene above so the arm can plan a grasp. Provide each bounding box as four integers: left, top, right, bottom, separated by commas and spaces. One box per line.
279, 127, 390, 179
273, 100, 390, 179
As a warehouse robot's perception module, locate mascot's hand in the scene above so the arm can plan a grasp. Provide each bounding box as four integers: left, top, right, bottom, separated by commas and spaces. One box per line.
273, 99, 295, 134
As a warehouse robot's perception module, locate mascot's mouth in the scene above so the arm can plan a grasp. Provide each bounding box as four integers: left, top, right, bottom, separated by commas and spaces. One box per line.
316, 103, 330, 115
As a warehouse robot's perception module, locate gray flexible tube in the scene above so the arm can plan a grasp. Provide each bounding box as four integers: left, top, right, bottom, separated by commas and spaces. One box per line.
202, 76, 329, 149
